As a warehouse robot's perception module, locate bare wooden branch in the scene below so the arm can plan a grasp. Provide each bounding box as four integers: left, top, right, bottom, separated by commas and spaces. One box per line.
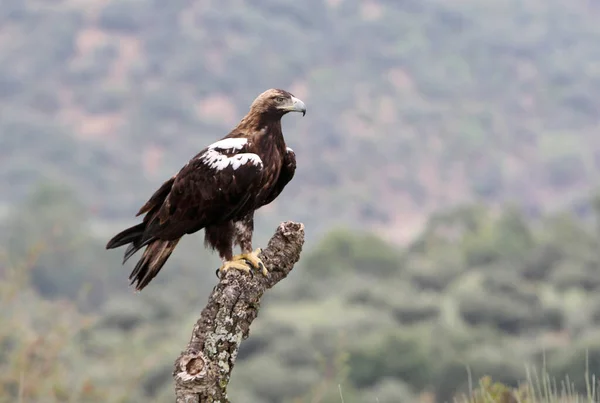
172, 221, 305, 403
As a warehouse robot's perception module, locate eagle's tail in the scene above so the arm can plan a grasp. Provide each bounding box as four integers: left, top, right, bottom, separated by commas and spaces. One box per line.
106, 222, 154, 263
106, 222, 145, 250
128, 238, 180, 291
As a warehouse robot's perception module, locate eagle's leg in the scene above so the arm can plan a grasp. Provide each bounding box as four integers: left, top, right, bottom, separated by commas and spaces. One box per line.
206, 223, 254, 276
232, 215, 268, 276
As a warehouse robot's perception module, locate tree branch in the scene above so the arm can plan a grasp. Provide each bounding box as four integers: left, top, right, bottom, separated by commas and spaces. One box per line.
172, 221, 305, 403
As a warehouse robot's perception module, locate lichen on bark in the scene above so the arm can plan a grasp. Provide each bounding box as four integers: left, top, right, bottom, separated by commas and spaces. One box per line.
173, 221, 305, 403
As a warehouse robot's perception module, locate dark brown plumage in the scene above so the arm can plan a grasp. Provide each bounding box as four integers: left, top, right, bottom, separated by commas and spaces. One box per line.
106, 89, 305, 290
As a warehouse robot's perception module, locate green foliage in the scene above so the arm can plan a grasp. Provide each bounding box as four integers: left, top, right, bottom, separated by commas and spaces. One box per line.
457, 206, 535, 267
4, 191, 600, 401
0, 252, 105, 402
458, 360, 600, 403
546, 336, 600, 394
4, 1, 600, 399
3, 182, 121, 307
303, 229, 403, 277
391, 296, 440, 324
348, 330, 433, 389
259, 198, 600, 401
466, 376, 532, 403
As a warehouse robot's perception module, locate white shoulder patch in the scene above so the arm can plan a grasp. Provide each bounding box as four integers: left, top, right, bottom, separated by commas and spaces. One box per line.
208, 138, 248, 151
286, 147, 294, 153
228, 153, 263, 170
200, 137, 262, 172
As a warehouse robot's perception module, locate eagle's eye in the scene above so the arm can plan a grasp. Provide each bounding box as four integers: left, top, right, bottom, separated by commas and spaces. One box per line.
275, 96, 285, 103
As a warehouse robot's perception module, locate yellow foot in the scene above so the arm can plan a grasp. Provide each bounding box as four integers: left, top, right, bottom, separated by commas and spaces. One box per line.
232, 248, 268, 276
218, 260, 252, 276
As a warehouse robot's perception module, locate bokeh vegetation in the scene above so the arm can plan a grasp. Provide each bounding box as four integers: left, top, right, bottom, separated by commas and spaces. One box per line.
3, 0, 600, 402
2, 184, 600, 402
2, 0, 600, 239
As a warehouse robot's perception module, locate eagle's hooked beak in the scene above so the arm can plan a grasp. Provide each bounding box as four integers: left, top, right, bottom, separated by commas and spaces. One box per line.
283, 96, 307, 116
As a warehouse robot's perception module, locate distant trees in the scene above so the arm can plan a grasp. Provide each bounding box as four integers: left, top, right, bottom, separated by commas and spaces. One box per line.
2, 190, 600, 401
3, 0, 600, 400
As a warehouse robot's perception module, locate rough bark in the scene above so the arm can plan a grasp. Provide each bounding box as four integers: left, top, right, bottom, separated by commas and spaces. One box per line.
173, 221, 305, 403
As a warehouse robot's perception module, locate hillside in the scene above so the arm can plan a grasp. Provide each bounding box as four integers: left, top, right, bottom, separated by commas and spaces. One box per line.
2, 186, 600, 402
3, 0, 600, 242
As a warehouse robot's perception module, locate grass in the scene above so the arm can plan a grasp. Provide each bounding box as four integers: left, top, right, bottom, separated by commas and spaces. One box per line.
326, 350, 600, 403
452, 353, 599, 403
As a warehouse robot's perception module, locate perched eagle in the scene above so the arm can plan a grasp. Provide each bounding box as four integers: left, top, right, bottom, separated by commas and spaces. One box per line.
106, 89, 306, 291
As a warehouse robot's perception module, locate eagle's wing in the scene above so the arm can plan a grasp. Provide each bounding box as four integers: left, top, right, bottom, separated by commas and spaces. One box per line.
262, 146, 296, 207
143, 137, 264, 240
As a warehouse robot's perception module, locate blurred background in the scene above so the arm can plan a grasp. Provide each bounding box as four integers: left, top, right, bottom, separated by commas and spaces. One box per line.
2, 0, 600, 402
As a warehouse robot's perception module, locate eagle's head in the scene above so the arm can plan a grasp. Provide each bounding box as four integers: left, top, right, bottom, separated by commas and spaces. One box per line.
250, 89, 307, 118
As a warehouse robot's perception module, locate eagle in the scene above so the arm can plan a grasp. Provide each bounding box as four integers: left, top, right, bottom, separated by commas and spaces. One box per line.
106, 89, 306, 291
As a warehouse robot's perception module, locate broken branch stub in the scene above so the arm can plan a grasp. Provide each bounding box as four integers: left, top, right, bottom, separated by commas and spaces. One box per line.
173, 221, 305, 403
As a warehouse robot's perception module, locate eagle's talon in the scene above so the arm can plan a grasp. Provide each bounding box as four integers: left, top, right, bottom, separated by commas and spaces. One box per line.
232, 248, 268, 276
218, 260, 252, 275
